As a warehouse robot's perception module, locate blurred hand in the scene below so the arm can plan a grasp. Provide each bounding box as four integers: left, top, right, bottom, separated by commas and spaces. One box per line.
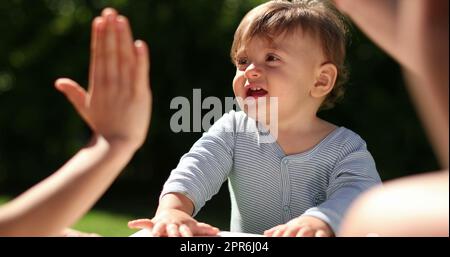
128, 209, 219, 237
55, 8, 151, 150
264, 216, 333, 237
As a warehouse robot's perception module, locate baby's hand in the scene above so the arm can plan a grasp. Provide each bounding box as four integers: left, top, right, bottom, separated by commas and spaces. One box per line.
128, 209, 219, 237
264, 216, 333, 237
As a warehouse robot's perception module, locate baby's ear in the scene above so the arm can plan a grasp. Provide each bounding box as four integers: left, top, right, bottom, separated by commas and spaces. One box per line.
311, 63, 337, 98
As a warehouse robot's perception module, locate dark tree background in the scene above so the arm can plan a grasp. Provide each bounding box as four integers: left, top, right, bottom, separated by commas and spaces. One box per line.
0, 0, 439, 225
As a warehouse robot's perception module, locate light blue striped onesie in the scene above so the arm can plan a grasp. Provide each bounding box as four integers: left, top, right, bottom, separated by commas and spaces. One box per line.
161, 110, 381, 234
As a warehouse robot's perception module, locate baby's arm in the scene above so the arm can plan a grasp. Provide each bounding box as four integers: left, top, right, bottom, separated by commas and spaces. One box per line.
300, 146, 381, 235
266, 139, 381, 237
129, 112, 237, 237
128, 193, 219, 237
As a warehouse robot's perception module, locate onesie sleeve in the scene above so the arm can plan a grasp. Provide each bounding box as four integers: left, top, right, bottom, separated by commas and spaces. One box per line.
302, 136, 382, 234
160, 111, 237, 216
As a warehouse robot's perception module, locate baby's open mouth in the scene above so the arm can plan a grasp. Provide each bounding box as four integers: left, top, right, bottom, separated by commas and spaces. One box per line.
246, 87, 268, 98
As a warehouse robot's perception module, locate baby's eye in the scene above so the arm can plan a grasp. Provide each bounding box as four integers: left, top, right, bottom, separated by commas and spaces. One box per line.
266, 54, 280, 62
236, 57, 249, 70
237, 58, 248, 66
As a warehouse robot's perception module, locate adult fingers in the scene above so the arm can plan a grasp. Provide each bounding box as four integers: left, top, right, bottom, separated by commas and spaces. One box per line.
55, 78, 89, 123
103, 9, 119, 88
89, 17, 105, 94
134, 40, 150, 93
116, 15, 136, 89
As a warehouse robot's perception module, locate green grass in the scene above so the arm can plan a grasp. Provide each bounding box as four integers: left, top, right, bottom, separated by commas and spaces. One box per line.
72, 210, 136, 236
0, 195, 10, 205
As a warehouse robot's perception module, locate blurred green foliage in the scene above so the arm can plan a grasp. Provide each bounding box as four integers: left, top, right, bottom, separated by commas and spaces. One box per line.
0, 0, 439, 220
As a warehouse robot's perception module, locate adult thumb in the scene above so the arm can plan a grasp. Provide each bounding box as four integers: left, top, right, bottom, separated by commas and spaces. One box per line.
55, 78, 88, 121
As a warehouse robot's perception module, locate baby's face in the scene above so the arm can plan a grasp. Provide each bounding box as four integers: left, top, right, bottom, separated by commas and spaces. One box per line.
232, 31, 326, 123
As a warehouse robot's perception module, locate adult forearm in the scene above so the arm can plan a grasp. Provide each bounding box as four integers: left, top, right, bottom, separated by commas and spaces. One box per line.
0, 135, 136, 236
334, 0, 399, 64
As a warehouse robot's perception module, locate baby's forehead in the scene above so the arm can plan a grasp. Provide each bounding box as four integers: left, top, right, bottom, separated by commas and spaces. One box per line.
238, 30, 318, 52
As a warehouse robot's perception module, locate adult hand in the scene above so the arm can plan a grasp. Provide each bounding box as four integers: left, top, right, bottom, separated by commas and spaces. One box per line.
55, 8, 152, 150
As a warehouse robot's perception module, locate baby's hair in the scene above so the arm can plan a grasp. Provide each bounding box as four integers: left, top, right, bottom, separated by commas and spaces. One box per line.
231, 0, 350, 110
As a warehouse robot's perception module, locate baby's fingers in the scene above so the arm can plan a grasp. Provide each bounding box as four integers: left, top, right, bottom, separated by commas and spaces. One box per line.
179, 224, 193, 237
152, 222, 168, 237
193, 222, 220, 236
296, 226, 315, 237
167, 224, 181, 237
272, 226, 287, 237
314, 229, 329, 237
282, 226, 300, 237
266, 225, 288, 237
128, 219, 154, 230
263, 225, 282, 237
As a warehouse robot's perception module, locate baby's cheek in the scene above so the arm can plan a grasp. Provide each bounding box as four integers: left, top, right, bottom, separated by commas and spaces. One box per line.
232, 73, 246, 95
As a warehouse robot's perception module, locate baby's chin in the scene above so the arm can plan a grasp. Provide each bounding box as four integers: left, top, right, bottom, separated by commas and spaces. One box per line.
238, 98, 273, 123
